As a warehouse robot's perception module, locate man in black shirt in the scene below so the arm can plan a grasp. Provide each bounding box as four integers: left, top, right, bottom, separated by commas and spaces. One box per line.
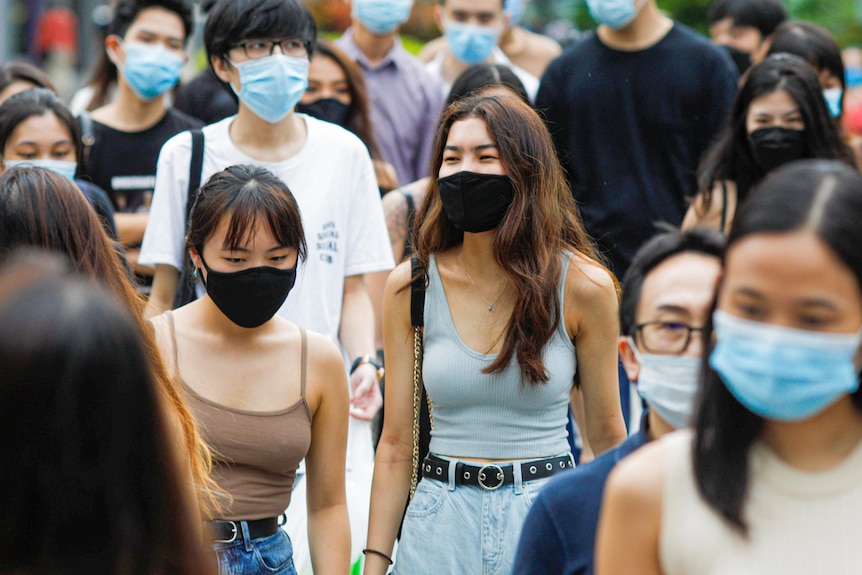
537, 0, 737, 280
78, 0, 201, 286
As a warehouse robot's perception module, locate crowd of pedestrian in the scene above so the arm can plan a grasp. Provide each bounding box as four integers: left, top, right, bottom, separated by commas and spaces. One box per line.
2, 0, 862, 574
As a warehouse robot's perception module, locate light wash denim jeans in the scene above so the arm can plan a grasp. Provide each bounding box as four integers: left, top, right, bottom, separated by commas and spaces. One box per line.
394, 461, 555, 575
213, 525, 297, 575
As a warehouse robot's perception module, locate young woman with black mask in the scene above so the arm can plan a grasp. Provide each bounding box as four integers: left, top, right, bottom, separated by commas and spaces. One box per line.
682, 53, 854, 234
597, 159, 862, 575
363, 95, 626, 575
150, 165, 350, 575
297, 39, 398, 192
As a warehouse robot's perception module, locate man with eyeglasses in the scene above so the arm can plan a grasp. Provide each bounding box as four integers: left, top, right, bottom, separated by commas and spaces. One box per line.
139, 0, 393, 568
512, 226, 724, 575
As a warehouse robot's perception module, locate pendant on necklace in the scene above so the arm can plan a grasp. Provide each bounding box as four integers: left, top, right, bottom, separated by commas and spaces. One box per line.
488, 305, 495, 312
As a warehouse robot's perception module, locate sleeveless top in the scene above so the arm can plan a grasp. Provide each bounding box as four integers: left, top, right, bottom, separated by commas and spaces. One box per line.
660, 429, 862, 575
166, 312, 313, 520
421, 252, 577, 460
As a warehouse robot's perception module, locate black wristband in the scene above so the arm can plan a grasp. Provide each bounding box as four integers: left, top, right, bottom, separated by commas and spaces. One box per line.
350, 354, 384, 379
362, 548, 393, 565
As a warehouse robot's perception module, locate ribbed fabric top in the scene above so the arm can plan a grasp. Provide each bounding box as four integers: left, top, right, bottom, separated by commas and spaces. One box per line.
660, 429, 862, 575
422, 252, 576, 460
167, 313, 312, 520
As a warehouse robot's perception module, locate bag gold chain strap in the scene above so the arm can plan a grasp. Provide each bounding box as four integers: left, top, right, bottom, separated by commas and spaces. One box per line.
410, 324, 423, 500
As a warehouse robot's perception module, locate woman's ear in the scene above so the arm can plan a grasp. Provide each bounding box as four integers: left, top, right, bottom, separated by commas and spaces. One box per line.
188, 244, 202, 272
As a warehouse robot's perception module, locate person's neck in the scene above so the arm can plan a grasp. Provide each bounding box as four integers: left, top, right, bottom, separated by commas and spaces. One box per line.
460, 232, 505, 281
196, 295, 277, 342
597, 2, 673, 51
441, 50, 473, 86
229, 106, 307, 163
352, 23, 397, 65
761, 397, 862, 472
91, 81, 167, 131
646, 408, 675, 441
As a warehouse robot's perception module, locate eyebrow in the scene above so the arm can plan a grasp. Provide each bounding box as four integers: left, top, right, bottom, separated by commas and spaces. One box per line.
14, 138, 73, 147
220, 245, 288, 252
653, 304, 692, 315
444, 143, 498, 152
136, 28, 184, 43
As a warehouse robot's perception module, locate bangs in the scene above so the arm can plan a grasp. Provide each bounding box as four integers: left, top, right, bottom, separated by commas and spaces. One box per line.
219, 180, 307, 262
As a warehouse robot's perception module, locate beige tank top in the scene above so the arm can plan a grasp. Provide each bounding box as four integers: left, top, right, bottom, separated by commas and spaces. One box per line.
166, 311, 312, 520
660, 429, 862, 575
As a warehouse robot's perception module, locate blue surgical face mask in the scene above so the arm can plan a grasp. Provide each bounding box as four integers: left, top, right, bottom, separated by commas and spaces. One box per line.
585, 0, 644, 29
354, 0, 414, 36
846, 66, 862, 89
114, 42, 184, 100
445, 20, 500, 65
229, 54, 309, 124
3, 159, 78, 181
709, 310, 862, 422
505, 0, 525, 27
629, 338, 702, 429
823, 88, 843, 118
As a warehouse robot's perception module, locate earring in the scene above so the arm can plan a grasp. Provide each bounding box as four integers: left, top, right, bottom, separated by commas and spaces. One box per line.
193, 268, 200, 278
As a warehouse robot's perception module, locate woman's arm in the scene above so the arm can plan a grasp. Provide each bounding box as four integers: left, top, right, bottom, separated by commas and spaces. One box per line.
305, 332, 352, 575
594, 442, 665, 575
363, 262, 417, 575
566, 257, 627, 456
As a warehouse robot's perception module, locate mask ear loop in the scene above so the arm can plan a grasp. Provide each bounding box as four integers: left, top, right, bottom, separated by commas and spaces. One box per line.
627, 335, 644, 364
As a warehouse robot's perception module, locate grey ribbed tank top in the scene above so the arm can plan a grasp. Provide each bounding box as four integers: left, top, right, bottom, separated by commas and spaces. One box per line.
422, 252, 576, 460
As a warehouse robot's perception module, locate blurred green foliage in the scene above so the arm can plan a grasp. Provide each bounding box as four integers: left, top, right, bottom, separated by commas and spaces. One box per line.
568, 0, 862, 46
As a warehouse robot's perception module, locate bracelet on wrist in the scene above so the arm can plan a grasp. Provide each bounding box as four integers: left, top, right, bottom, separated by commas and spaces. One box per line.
362, 548, 393, 565
350, 354, 384, 382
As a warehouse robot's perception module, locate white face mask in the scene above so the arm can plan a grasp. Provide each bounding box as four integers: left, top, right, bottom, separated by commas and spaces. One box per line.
629, 337, 703, 429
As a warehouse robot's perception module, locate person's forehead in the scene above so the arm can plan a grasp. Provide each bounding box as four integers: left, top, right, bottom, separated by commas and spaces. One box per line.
637, 253, 721, 320
444, 0, 503, 15
126, 6, 186, 40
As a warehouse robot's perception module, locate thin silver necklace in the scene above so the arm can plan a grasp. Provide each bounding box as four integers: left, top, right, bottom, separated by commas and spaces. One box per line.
460, 248, 506, 312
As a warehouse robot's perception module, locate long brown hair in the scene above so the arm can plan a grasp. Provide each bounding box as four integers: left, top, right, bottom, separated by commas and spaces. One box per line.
415, 95, 606, 384
0, 166, 221, 518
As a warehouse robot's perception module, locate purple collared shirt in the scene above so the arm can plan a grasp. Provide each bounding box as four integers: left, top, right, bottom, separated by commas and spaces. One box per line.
336, 30, 446, 185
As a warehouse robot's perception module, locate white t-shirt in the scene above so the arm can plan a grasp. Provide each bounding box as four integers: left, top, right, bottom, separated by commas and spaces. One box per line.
139, 114, 395, 345
425, 47, 539, 102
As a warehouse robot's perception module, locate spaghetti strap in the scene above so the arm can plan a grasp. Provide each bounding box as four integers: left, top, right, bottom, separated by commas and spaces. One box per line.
165, 310, 179, 373
300, 327, 308, 400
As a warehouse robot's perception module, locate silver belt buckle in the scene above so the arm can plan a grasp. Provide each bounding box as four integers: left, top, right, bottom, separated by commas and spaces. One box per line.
477, 464, 505, 490
213, 520, 238, 543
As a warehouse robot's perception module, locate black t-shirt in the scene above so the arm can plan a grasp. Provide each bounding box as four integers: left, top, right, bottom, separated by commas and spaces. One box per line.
79, 108, 202, 213
537, 25, 737, 278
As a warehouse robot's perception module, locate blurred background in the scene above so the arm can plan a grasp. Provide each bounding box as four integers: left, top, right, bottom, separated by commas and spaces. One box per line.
2, 0, 861, 99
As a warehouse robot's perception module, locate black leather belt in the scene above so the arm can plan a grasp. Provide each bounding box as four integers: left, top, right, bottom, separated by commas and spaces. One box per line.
205, 514, 284, 544
422, 454, 573, 490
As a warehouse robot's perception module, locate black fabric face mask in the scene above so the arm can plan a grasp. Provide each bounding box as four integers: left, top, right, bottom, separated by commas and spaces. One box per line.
748, 127, 807, 173
200, 256, 297, 328
296, 98, 350, 127
436, 171, 515, 233
722, 45, 752, 76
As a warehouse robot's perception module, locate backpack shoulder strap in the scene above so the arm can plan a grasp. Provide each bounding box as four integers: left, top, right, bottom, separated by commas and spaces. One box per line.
78, 111, 95, 175
185, 128, 205, 223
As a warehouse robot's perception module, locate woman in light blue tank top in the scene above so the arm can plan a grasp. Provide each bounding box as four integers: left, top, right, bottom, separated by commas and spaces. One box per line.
364, 94, 627, 575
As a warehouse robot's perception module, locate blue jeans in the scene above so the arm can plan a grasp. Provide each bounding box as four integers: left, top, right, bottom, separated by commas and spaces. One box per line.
394, 464, 555, 575
213, 526, 296, 575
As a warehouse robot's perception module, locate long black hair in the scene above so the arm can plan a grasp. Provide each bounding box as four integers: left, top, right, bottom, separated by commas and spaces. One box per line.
0, 88, 82, 161
695, 53, 854, 214
693, 159, 862, 533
